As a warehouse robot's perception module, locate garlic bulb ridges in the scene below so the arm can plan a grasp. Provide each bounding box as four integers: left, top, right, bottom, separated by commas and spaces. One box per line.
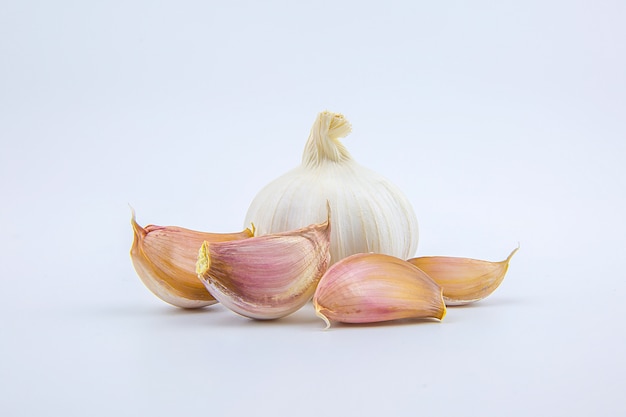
244, 111, 419, 265
313, 253, 446, 328
129, 209, 254, 308
196, 214, 331, 320
407, 247, 519, 305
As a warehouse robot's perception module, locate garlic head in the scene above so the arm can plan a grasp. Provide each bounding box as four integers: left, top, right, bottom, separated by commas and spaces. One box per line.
244, 111, 418, 264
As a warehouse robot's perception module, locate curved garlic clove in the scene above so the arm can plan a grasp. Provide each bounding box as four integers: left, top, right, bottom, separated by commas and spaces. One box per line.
196, 216, 331, 320
313, 253, 446, 328
407, 247, 518, 306
130, 209, 254, 308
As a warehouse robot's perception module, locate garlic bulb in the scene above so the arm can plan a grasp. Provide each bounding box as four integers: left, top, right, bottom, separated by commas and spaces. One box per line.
245, 111, 418, 264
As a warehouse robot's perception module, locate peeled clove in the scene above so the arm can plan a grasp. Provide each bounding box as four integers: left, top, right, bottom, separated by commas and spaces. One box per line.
313, 253, 446, 328
196, 215, 331, 320
407, 247, 518, 306
130, 209, 254, 308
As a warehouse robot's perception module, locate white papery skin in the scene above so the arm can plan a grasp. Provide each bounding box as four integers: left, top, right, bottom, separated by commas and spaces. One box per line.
244, 111, 419, 264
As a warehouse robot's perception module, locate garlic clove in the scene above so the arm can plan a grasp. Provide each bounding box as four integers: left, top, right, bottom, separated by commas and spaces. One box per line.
407, 247, 519, 306
313, 253, 446, 328
196, 214, 331, 320
130, 209, 254, 308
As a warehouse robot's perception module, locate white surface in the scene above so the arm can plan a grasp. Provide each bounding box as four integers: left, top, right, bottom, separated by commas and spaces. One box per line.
1, 1, 625, 416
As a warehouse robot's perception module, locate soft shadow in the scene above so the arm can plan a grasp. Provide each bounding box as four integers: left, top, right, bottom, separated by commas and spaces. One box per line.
152, 305, 220, 316
448, 296, 526, 309
322, 317, 444, 331
84, 301, 325, 329
91, 299, 528, 330
206, 305, 322, 328
85, 303, 220, 319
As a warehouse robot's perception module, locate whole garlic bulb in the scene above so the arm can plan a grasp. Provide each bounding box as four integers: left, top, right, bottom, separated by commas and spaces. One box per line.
244, 111, 418, 264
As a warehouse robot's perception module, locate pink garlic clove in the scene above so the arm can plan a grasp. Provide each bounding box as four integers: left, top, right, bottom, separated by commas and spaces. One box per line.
313, 253, 446, 328
196, 214, 331, 320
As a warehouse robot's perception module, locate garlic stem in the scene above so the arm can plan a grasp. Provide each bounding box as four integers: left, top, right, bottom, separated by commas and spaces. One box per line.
303, 111, 352, 166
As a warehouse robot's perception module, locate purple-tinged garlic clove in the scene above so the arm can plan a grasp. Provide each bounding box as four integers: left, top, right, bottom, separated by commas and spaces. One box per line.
313, 253, 446, 328
196, 215, 331, 320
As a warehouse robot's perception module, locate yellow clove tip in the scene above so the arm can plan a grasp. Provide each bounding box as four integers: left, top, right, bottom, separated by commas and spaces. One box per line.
508, 244, 520, 262
314, 305, 331, 330
129, 204, 138, 228
129, 205, 147, 248
196, 241, 211, 276
438, 290, 447, 321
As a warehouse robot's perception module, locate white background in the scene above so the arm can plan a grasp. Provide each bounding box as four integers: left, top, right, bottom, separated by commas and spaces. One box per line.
1, 1, 625, 416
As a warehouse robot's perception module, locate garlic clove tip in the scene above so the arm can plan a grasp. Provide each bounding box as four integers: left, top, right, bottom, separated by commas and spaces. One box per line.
315, 305, 332, 330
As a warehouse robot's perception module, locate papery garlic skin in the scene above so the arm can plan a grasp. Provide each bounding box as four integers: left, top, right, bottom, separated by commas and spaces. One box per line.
407, 247, 518, 306
313, 253, 446, 328
244, 111, 418, 264
196, 216, 331, 320
130, 210, 254, 308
